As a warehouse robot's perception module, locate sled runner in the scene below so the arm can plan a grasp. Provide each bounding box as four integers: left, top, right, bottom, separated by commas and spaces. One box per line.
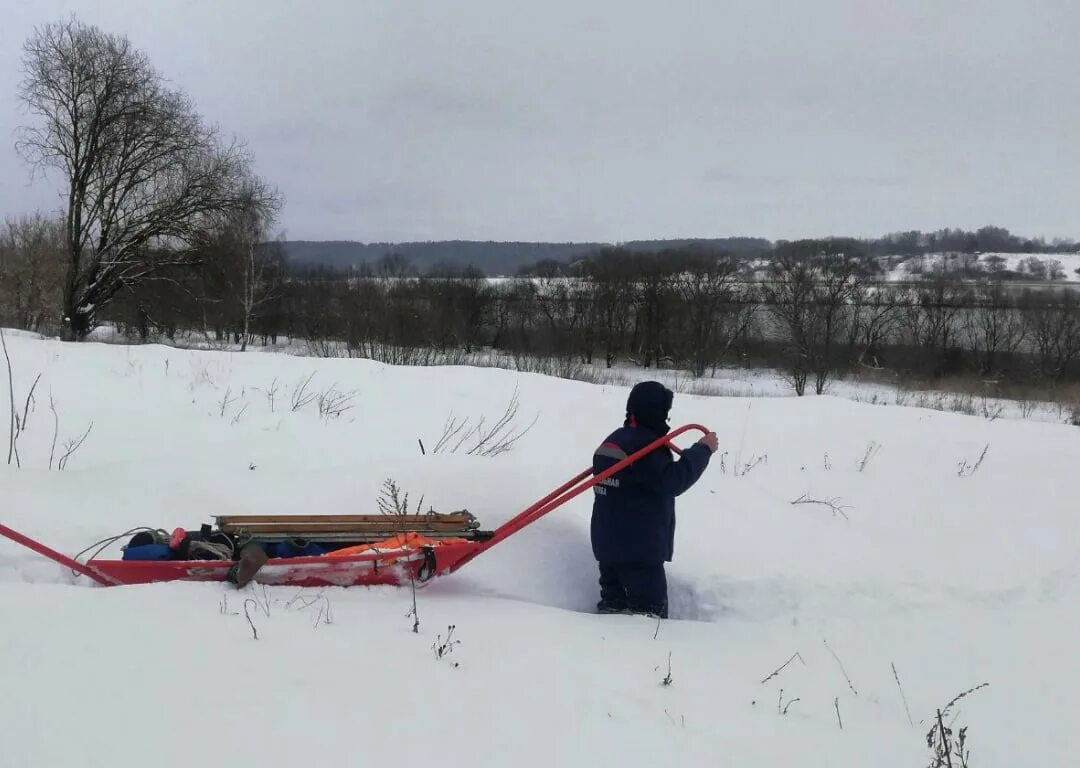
1, 424, 707, 589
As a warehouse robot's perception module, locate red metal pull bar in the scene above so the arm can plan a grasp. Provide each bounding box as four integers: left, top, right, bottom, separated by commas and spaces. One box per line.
450, 423, 709, 571
505, 422, 708, 537
0, 523, 119, 586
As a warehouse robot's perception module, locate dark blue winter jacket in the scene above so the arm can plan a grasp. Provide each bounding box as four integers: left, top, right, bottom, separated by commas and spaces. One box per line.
590, 423, 712, 564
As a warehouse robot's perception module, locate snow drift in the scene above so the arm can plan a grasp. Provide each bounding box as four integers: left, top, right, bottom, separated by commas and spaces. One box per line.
1, 332, 1077, 766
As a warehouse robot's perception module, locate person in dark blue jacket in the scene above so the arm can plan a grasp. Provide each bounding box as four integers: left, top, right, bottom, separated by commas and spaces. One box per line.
590, 381, 717, 618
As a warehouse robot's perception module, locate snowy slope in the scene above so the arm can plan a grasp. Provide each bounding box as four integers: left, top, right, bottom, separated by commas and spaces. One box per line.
1, 331, 1078, 767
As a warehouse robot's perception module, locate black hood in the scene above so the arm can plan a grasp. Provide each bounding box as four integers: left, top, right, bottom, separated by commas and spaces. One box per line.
625, 381, 673, 434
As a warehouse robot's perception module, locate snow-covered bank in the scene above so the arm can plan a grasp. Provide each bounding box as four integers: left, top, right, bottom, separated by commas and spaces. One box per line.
1, 332, 1078, 766
57, 323, 1080, 428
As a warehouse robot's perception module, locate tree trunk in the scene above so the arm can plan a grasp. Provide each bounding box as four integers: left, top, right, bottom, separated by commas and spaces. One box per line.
62, 287, 93, 342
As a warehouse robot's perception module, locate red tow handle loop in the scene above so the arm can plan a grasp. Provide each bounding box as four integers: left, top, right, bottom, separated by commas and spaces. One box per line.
459, 423, 710, 565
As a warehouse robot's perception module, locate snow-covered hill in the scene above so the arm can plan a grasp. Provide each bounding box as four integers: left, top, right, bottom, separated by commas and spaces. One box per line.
1, 331, 1077, 766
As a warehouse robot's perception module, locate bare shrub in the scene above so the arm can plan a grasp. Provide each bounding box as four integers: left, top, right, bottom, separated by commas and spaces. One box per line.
925, 683, 989, 768
316, 385, 356, 420
432, 624, 460, 666
431, 388, 538, 457
948, 393, 975, 417
218, 387, 239, 417
2, 329, 43, 468
2, 328, 16, 466
261, 377, 280, 412
978, 396, 1003, 421
306, 338, 348, 359
377, 478, 426, 517
290, 372, 317, 411
957, 444, 989, 477
57, 421, 94, 470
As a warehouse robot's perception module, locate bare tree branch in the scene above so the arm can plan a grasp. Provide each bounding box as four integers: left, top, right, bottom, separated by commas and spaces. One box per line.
1, 328, 16, 466
791, 493, 851, 520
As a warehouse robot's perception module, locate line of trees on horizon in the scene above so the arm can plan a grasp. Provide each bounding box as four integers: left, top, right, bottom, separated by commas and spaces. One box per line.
277, 226, 1080, 276
9, 236, 1079, 398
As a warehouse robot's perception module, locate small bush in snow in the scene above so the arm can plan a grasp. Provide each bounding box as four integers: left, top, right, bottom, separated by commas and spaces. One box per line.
290, 372, 317, 411
432, 625, 460, 666
2, 328, 42, 468
377, 478, 425, 516
925, 683, 989, 768
316, 385, 356, 420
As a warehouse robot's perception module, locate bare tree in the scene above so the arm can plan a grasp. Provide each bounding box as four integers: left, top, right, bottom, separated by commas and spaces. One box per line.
1022, 288, 1080, 381
964, 282, 1026, 375
630, 253, 678, 369
205, 184, 285, 351
584, 249, 635, 368
16, 17, 281, 340
0, 213, 65, 333
900, 271, 970, 377
671, 252, 748, 376
762, 239, 869, 395
847, 284, 902, 369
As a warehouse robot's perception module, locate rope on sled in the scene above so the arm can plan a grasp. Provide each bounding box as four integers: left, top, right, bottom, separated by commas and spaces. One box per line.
72, 527, 168, 568
68, 527, 236, 577
187, 539, 233, 560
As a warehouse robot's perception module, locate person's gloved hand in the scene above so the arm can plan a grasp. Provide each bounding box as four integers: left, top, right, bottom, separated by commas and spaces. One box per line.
697, 431, 719, 453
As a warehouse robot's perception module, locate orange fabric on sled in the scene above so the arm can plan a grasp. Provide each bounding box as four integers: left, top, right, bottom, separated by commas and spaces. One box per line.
325, 532, 469, 557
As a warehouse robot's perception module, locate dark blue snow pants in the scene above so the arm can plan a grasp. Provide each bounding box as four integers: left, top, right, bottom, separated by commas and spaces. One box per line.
597, 562, 668, 618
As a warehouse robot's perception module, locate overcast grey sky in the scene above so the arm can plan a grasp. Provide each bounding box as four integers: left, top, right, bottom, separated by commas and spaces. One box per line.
1, 0, 1077, 243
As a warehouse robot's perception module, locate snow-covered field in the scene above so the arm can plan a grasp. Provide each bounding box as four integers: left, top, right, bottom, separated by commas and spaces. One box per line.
886, 251, 1080, 282
2, 329, 1078, 767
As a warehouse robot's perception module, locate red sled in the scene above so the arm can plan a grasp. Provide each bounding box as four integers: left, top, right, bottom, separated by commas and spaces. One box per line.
1, 424, 707, 589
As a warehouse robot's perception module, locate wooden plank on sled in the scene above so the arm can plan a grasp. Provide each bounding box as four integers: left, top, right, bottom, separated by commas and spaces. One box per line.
222, 529, 494, 543
218, 523, 479, 535
213, 512, 480, 536
214, 512, 477, 526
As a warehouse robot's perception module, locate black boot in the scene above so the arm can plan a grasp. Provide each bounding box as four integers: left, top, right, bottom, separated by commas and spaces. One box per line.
228, 543, 269, 588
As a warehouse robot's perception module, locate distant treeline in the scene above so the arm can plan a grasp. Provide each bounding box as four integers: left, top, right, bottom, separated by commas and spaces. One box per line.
283, 227, 1079, 277
90, 240, 1080, 397
281, 237, 773, 275
6, 218, 1080, 397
